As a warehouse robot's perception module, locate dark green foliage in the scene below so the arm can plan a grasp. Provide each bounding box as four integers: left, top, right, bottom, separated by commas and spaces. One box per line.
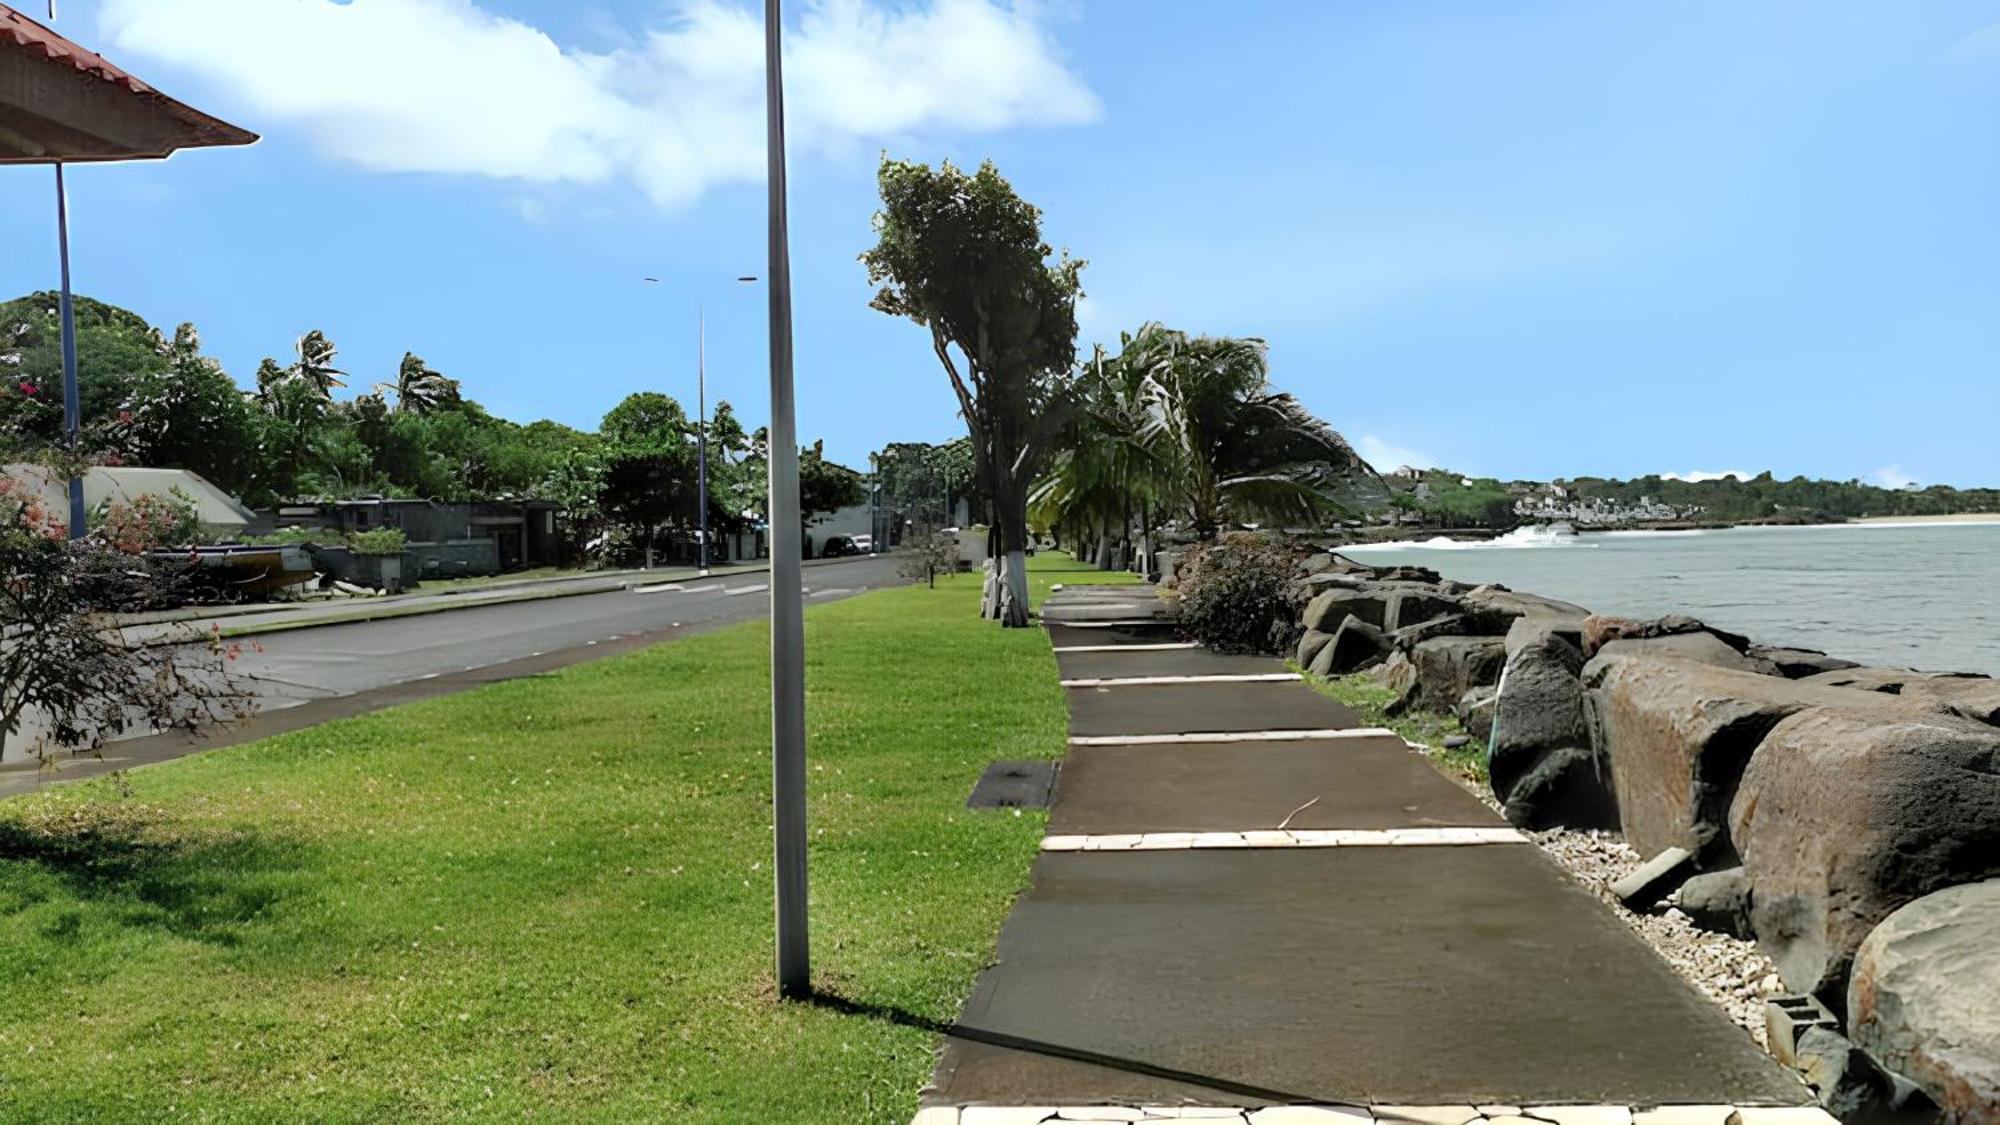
1174, 532, 1307, 654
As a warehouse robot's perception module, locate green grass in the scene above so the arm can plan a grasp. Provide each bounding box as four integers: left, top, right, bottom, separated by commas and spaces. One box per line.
1302, 671, 1490, 785
0, 553, 1118, 1123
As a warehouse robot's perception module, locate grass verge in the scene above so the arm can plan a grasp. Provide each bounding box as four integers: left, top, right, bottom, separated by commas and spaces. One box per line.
0, 553, 1112, 1123
1300, 670, 1490, 785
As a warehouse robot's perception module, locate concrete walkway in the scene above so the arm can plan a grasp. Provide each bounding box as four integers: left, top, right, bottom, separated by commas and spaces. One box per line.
916, 586, 1817, 1124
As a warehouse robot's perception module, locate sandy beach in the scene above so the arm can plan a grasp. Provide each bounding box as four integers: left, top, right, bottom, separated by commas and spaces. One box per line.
1854, 512, 2000, 524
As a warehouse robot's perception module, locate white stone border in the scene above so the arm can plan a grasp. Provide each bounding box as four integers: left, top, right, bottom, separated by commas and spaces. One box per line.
1068, 728, 1400, 747
1040, 827, 1527, 852
1045, 619, 1175, 629
914, 1104, 1834, 1124
1060, 673, 1303, 688
1052, 642, 1202, 653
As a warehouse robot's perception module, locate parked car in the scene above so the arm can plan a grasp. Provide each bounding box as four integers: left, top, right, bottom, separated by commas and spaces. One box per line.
821, 536, 866, 557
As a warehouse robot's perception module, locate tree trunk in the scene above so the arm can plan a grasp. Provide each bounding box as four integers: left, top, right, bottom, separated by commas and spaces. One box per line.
1094, 534, 1114, 570
995, 549, 1030, 627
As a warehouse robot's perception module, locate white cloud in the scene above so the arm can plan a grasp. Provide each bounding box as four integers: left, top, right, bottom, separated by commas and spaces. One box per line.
1355, 434, 1435, 473
99, 0, 1099, 209
1871, 464, 1919, 489
1659, 469, 1754, 483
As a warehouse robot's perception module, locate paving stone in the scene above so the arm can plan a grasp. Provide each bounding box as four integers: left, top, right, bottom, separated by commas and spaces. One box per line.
1042, 835, 1088, 852
1477, 1108, 1523, 1118
962, 1108, 1057, 1125
1238, 830, 1297, 847
1246, 1108, 1371, 1123
1080, 834, 1142, 851
1374, 1107, 1481, 1125
1057, 1109, 1147, 1122
1131, 833, 1200, 851
1627, 1110, 1732, 1125
1727, 1111, 1839, 1124
1525, 1108, 1632, 1125
912, 1109, 962, 1125
1189, 832, 1248, 849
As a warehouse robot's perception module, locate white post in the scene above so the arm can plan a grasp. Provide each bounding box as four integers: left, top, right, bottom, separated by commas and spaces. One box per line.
764, 0, 810, 1001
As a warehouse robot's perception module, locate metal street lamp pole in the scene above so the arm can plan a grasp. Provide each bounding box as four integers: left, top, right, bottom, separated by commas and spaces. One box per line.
697, 304, 708, 574
764, 0, 810, 1000
54, 162, 84, 538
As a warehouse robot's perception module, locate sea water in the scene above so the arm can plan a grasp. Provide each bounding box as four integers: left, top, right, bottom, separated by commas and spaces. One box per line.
1340, 523, 2000, 675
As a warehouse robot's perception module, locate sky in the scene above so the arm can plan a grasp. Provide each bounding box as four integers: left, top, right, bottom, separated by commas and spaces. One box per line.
2, 0, 1996, 486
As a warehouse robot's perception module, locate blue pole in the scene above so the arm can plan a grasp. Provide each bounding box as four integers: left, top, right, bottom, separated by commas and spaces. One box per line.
55, 163, 85, 539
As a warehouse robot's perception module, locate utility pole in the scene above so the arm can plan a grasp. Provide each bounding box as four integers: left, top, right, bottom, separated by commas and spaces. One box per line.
697, 305, 708, 574
764, 0, 810, 1000
48, 0, 84, 538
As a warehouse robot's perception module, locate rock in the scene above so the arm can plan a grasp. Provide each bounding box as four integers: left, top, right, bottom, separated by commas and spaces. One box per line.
1504, 610, 1589, 657
1583, 613, 1753, 659
1388, 606, 1517, 652
1802, 667, 2000, 727
1461, 585, 1591, 627
1372, 564, 1443, 584
1596, 631, 1781, 675
1300, 552, 1335, 576
1296, 628, 1335, 669
1675, 867, 1755, 939
1316, 615, 1391, 676
1582, 654, 1944, 863
1375, 649, 1420, 715
1499, 747, 1619, 831
1794, 1026, 1931, 1124
1730, 709, 2000, 999
1486, 634, 1616, 830
1409, 635, 1508, 713
1302, 587, 1389, 633
1849, 878, 2000, 1124
1384, 589, 1461, 632
1610, 846, 1698, 912
1748, 644, 1861, 679
1443, 734, 1471, 750
1455, 687, 1497, 743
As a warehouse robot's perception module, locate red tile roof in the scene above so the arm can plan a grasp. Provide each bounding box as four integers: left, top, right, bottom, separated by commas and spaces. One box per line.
0, 1, 257, 161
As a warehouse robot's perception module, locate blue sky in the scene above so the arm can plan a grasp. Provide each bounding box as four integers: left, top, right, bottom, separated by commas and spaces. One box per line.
3, 1, 1996, 486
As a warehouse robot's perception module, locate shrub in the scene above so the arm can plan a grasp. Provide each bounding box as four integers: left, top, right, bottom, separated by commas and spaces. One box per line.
346, 528, 408, 556
92, 487, 203, 553
1175, 532, 1308, 654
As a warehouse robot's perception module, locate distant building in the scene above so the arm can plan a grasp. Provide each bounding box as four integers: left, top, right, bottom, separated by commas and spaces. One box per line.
2, 463, 254, 538
252, 497, 564, 576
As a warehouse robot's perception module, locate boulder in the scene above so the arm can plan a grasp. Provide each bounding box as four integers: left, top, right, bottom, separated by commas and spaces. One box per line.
1730, 709, 2000, 999
1499, 747, 1619, 831
1302, 586, 1389, 633
1488, 634, 1597, 819
1582, 654, 1944, 863
1383, 588, 1461, 633
1455, 686, 1496, 743
1409, 635, 1508, 713
1610, 846, 1697, 911
1372, 564, 1443, 584
1299, 552, 1335, 576
1504, 609, 1590, 657
1674, 866, 1754, 939
1462, 585, 1591, 624
1596, 631, 1782, 675
1583, 613, 1753, 659
1802, 667, 2000, 727
1313, 615, 1391, 676
1849, 878, 2000, 1122
1388, 607, 1517, 652
1373, 649, 1419, 714
1295, 628, 1335, 669
1794, 1026, 1933, 1124
1748, 644, 1861, 680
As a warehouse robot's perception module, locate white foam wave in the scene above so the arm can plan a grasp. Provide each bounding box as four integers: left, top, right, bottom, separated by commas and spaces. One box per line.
1343, 524, 1595, 551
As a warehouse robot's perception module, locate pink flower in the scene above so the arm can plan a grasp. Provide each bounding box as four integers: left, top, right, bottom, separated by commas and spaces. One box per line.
18, 382, 36, 395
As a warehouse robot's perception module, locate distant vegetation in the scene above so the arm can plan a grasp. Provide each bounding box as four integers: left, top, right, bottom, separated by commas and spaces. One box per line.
0, 292, 862, 563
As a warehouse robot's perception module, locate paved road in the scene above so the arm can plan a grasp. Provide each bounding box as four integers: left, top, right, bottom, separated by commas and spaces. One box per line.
2, 554, 905, 798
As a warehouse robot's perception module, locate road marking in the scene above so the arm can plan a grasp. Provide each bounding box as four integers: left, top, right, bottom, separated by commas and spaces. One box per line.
1040, 827, 1527, 851
1052, 642, 1199, 653
681, 584, 723, 595
809, 587, 851, 599
633, 583, 685, 594
723, 583, 770, 597
1060, 672, 1302, 688
1068, 727, 1399, 746
906, 1105, 1828, 1124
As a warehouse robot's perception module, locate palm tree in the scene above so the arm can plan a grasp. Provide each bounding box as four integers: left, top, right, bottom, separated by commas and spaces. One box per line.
376, 352, 461, 415
1031, 326, 1170, 571
289, 330, 346, 399
1135, 327, 1373, 537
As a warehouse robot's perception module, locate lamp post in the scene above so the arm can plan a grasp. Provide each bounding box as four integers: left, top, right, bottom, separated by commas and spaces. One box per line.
644, 275, 757, 573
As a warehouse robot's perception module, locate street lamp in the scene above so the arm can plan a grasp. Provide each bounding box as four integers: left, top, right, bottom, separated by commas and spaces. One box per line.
643, 274, 758, 574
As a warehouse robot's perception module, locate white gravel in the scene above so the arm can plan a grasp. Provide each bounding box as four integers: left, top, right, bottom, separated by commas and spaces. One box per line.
1414, 743, 1782, 1047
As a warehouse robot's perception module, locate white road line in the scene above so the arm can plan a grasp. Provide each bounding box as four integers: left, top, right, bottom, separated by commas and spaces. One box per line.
723, 583, 770, 597
680, 584, 723, 595
1040, 826, 1527, 851
1068, 727, 1400, 746
1051, 642, 1200, 653
1060, 672, 1301, 688
633, 583, 685, 594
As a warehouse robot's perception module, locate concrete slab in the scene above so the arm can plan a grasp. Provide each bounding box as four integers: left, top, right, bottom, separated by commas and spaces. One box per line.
1048, 741, 1505, 835
1066, 682, 1359, 737
929, 847, 1809, 1108
1047, 623, 1184, 648
1055, 648, 1284, 680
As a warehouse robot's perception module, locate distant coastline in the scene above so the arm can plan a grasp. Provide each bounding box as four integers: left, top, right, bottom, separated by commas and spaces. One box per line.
1852, 512, 2000, 525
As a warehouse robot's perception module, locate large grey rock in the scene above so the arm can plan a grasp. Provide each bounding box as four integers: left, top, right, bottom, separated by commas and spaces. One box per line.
1313, 615, 1391, 676
1301, 586, 1389, 633
1731, 709, 2000, 1000
1455, 686, 1496, 744
1749, 644, 1861, 680
1582, 654, 1944, 863
1596, 631, 1780, 675
1409, 635, 1508, 713
1675, 866, 1755, 939
1583, 612, 1754, 659
1374, 649, 1419, 714
1794, 1026, 1933, 1124
1850, 878, 2000, 1123
1504, 609, 1590, 657
1295, 628, 1335, 669
1383, 588, 1461, 632
1488, 634, 1614, 829
1803, 667, 2000, 727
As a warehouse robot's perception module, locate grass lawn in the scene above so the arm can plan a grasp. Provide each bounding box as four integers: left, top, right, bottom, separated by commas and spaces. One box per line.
0, 553, 1131, 1123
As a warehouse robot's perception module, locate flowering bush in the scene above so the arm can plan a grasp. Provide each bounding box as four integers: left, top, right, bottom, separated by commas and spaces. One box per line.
92, 488, 203, 554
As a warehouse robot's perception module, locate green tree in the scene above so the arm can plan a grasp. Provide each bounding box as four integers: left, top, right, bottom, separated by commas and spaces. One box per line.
799, 440, 865, 528
117, 323, 259, 494
598, 392, 696, 567
862, 157, 1083, 626
376, 352, 461, 416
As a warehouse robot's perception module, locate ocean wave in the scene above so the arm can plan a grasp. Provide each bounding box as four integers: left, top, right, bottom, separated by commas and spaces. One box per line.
1343, 525, 1596, 551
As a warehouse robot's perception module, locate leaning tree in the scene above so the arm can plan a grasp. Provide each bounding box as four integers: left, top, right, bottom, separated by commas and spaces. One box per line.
862, 158, 1083, 626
